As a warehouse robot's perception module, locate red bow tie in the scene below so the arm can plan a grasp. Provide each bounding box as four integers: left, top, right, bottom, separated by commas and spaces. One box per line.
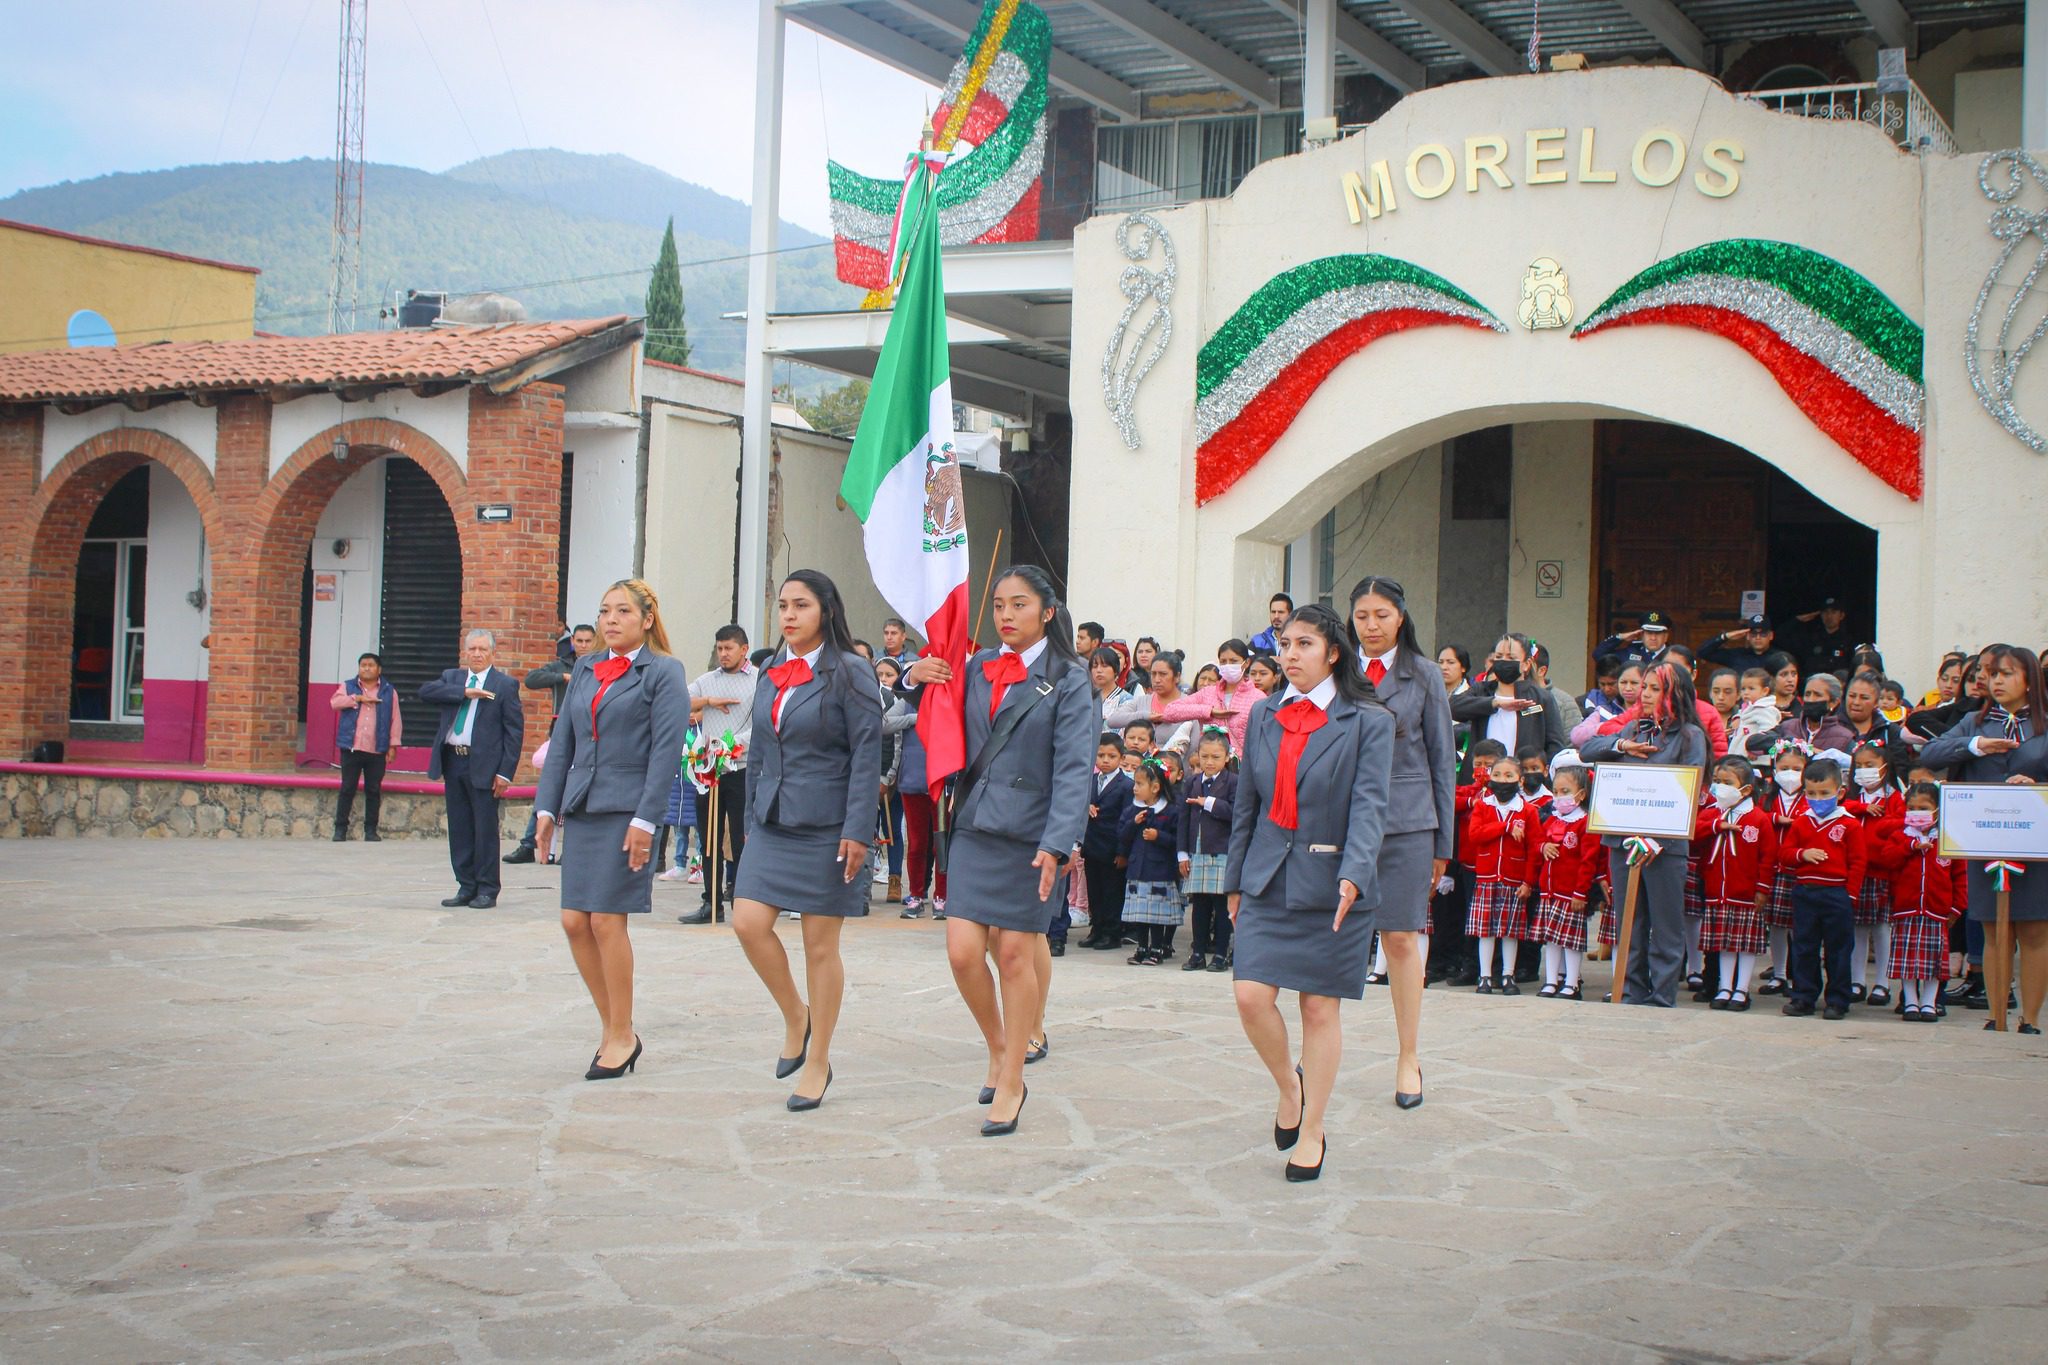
984, 651, 1028, 718
1268, 697, 1329, 830
768, 656, 813, 729
590, 654, 632, 737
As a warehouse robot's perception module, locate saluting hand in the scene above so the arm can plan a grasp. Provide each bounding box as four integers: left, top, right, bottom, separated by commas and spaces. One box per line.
1617, 740, 1656, 759
1980, 737, 2020, 755
1031, 849, 1060, 902
1333, 879, 1360, 931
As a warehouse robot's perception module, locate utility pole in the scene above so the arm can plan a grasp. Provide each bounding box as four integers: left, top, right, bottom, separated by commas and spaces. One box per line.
331, 0, 368, 334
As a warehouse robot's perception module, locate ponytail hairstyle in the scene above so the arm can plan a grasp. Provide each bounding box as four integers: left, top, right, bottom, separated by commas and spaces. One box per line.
992, 564, 1081, 666
606, 578, 672, 655
1285, 604, 1382, 707
1345, 575, 1425, 660
779, 570, 858, 658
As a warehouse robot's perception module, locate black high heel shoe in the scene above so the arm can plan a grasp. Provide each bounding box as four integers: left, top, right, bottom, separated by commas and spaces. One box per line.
1285, 1132, 1326, 1182
775, 1015, 811, 1080
1395, 1066, 1423, 1111
978, 1085, 996, 1105
1275, 1064, 1304, 1151
980, 1085, 1028, 1136
786, 1066, 832, 1112
1025, 1034, 1049, 1064
586, 1035, 642, 1081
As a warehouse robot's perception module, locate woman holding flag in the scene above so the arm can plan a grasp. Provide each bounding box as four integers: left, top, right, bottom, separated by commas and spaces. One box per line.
730, 570, 886, 1112
903, 565, 1097, 1136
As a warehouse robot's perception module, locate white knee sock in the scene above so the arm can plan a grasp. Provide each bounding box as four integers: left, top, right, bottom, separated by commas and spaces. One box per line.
1715, 952, 1738, 998
1903, 978, 1922, 1009
1501, 937, 1521, 975
1734, 951, 1757, 993
1769, 927, 1791, 977
1541, 942, 1561, 984
1563, 949, 1584, 988
1852, 926, 1872, 986
1478, 936, 1497, 977
1872, 922, 1894, 982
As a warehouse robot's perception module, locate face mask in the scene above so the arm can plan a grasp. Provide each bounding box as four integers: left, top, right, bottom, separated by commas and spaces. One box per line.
1492, 659, 1522, 685
1218, 663, 1243, 684
1903, 809, 1936, 830
1522, 773, 1546, 794
1801, 699, 1829, 723
1807, 796, 1839, 817
1711, 781, 1744, 808
1853, 767, 1885, 789
1551, 794, 1580, 817
1489, 781, 1521, 803
1774, 769, 1804, 794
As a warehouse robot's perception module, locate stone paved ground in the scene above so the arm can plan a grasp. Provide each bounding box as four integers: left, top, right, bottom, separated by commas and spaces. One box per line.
0, 840, 2043, 1364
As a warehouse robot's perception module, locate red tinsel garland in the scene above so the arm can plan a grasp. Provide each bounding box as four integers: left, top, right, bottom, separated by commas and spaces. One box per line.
1195, 309, 1497, 504
975, 178, 1041, 244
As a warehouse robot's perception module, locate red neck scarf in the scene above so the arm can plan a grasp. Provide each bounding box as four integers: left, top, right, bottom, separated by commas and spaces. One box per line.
1268, 697, 1329, 830
768, 656, 813, 729
984, 651, 1028, 719
591, 653, 632, 737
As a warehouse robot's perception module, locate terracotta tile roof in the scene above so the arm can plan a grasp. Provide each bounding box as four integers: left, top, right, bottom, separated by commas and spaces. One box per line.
0, 217, 263, 274
0, 317, 639, 404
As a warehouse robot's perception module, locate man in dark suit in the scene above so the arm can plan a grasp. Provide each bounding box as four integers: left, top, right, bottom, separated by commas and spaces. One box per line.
420, 628, 524, 908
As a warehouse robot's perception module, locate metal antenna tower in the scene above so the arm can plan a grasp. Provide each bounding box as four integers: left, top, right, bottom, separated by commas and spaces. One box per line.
330, 0, 367, 333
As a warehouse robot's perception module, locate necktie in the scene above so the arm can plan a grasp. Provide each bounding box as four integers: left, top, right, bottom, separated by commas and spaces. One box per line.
591, 654, 632, 737
768, 656, 813, 730
1268, 697, 1329, 830
984, 651, 1028, 719
455, 673, 480, 735
1366, 657, 1388, 688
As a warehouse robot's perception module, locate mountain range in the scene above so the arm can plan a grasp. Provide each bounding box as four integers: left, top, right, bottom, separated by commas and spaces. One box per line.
0, 149, 856, 376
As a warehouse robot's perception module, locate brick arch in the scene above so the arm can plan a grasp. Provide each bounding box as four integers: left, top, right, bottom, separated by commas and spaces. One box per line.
0, 429, 222, 758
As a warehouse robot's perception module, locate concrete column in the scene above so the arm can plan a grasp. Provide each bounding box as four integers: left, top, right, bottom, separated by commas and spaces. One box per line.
738, 0, 786, 642
2028, 0, 2048, 148
1304, 0, 1336, 127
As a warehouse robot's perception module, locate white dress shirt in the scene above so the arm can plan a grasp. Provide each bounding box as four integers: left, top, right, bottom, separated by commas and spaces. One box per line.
449, 670, 487, 746
1279, 675, 1339, 710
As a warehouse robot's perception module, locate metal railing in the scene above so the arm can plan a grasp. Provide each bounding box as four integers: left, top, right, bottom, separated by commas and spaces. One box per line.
1745, 81, 1958, 155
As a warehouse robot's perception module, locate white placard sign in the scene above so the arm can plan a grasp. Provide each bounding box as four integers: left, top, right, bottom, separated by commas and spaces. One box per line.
1938, 783, 2048, 861
1586, 763, 1703, 839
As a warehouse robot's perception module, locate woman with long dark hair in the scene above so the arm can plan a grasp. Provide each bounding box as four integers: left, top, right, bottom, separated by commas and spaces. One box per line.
1346, 576, 1455, 1110
1580, 661, 1710, 1007
1225, 605, 1394, 1181
1919, 644, 2048, 1033
903, 565, 1097, 1134
729, 570, 885, 1110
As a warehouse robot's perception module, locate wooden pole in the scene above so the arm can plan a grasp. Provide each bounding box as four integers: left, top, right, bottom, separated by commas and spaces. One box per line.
972, 528, 1006, 642
1988, 885, 2013, 1031
1608, 861, 1643, 1004
707, 779, 724, 925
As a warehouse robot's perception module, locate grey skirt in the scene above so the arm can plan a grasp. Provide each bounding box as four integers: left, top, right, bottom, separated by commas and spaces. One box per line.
732, 822, 871, 917
946, 828, 1065, 934
1374, 829, 1436, 933
562, 812, 652, 915
1233, 892, 1377, 999
1966, 862, 2048, 923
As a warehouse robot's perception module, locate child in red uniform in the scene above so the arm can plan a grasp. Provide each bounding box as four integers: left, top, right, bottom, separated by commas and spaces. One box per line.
1757, 742, 1810, 995
1869, 780, 1968, 1022
1779, 757, 1866, 1019
1466, 754, 1542, 995
1694, 755, 1777, 1011
1528, 765, 1598, 999
1845, 741, 1900, 1005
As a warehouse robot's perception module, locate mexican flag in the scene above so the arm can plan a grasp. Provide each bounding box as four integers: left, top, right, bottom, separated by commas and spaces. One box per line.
839, 169, 971, 795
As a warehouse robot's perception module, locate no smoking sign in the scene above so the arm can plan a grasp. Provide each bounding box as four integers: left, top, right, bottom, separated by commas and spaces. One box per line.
1535, 560, 1564, 598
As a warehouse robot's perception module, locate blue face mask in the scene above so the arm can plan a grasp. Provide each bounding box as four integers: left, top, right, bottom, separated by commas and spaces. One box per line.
1806, 796, 1839, 817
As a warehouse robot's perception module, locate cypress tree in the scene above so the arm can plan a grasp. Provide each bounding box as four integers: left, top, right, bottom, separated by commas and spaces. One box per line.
645, 218, 690, 366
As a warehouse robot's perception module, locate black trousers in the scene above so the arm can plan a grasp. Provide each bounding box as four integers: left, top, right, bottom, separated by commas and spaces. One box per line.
1083, 856, 1126, 939
1791, 884, 1855, 1011
694, 768, 747, 897
336, 750, 386, 834
441, 748, 502, 898
1190, 893, 1232, 955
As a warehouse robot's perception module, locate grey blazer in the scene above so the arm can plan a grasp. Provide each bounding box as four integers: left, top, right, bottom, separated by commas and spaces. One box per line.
1225, 690, 1396, 911
533, 650, 691, 825
1918, 711, 2048, 782
1451, 677, 1567, 759
746, 647, 885, 842
952, 646, 1100, 858
1369, 648, 1459, 856
1579, 720, 1711, 850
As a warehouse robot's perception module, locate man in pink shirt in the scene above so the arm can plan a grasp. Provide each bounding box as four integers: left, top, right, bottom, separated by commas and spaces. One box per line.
331, 651, 402, 840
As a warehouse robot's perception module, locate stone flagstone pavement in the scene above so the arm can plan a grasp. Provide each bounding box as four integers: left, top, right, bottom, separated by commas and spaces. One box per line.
0, 840, 2043, 1363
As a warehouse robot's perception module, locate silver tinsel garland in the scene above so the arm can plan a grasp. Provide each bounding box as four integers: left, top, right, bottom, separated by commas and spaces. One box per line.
1966, 149, 2048, 452
1101, 213, 1176, 450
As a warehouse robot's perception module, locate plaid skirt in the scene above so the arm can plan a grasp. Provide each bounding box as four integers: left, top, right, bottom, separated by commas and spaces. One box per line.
1122, 879, 1185, 926
1891, 911, 1950, 981
1765, 870, 1798, 929
1684, 863, 1706, 918
1528, 892, 1589, 950
1466, 879, 1529, 938
1700, 897, 1768, 955
1855, 876, 1893, 927
1183, 852, 1229, 897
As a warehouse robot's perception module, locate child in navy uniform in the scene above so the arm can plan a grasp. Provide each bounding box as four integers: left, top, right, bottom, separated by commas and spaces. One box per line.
1177, 728, 1237, 973
1779, 757, 1866, 1019
1080, 734, 1135, 950
1846, 741, 1900, 1005
1758, 742, 1810, 994
1119, 756, 1184, 964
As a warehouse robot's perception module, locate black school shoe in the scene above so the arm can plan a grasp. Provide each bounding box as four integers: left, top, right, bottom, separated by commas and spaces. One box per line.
1781, 1000, 1816, 1017
1822, 1003, 1848, 1020
1208, 954, 1231, 972
1182, 952, 1208, 972
1497, 977, 1521, 996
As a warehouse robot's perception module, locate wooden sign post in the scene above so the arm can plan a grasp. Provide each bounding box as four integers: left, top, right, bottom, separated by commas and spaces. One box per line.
1939, 783, 2048, 1032
1587, 763, 1703, 1005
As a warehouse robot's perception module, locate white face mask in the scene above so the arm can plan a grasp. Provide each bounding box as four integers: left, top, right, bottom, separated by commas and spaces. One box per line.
1774, 768, 1804, 794
1853, 767, 1885, 789
1711, 781, 1744, 808
1218, 663, 1244, 684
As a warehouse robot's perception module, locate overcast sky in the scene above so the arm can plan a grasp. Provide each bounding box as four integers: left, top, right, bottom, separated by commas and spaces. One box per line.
0, 0, 939, 234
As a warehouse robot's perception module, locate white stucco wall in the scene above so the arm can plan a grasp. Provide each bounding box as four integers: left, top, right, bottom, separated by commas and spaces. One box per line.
267, 388, 471, 478
768, 427, 893, 646
562, 425, 639, 624
305, 460, 388, 687
645, 402, 742, 666
42, 403, 218, 478
144, 464, 210, 683
1323, 444, 1443, 654
1508, 422, 1596, 694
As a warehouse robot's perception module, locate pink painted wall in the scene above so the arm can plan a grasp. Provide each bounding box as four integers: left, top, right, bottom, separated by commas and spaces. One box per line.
141, 678, 207, 763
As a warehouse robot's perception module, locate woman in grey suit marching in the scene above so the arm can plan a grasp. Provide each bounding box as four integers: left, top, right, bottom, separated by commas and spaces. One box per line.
1226, 604, 1394, 1182
902, 565, 1097, 1136
731, 570, 885, 1111
1347, 576, 1456, 1110
534, 578, 691, 1081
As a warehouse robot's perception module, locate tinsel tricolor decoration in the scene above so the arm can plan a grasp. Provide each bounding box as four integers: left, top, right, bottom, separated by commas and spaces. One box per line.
1573, 239, 1925, 499
1194, 255, 1506, 504
826, 0, 1048, 300
1622, 835, 1664, 866
1986, 859, 2027, 893
683, 727, 746, 796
